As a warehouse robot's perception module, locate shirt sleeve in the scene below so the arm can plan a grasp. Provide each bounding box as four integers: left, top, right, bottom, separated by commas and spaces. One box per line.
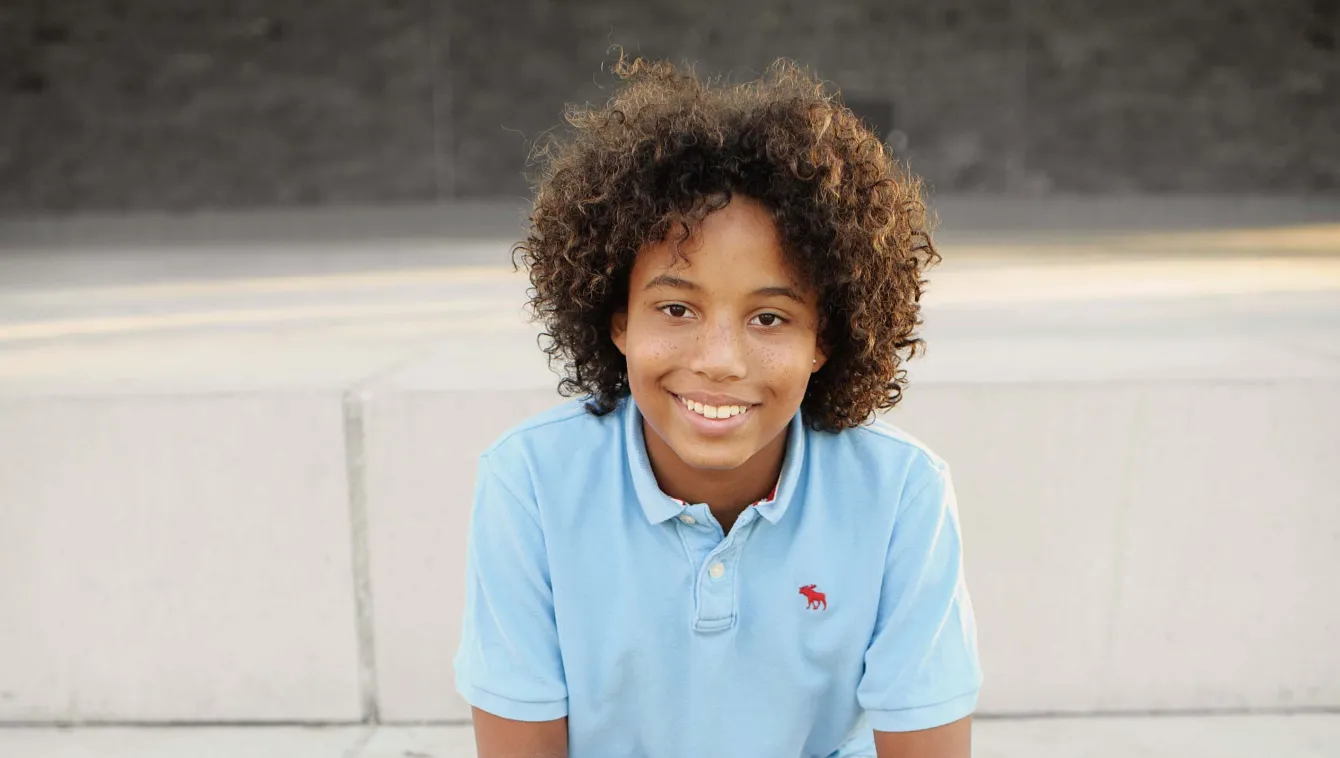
453, 453, 567, 721
858, 462, 982, 732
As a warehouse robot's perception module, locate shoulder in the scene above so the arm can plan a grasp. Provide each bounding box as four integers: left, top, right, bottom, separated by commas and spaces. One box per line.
482, 397, 604, 456
480, 397, 623, 490
808, 415, 949, 502
813, 415, 946, 476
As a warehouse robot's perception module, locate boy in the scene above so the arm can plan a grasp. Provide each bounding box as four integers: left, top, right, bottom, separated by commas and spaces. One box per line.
455, 55, 981, 757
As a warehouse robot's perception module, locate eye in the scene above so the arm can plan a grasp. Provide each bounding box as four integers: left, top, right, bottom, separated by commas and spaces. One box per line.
658, 303, 693, 319
751, 312, 788, 327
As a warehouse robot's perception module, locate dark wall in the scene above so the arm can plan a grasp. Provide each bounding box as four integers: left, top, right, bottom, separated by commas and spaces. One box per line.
2, 0, 1337, 213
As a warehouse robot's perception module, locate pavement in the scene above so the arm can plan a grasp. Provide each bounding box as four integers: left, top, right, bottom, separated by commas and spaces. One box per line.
1, 714, 1339, 757
3, 202, 1339, 397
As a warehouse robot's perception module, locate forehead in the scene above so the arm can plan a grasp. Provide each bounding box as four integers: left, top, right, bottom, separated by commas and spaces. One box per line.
635, 196, 794, 283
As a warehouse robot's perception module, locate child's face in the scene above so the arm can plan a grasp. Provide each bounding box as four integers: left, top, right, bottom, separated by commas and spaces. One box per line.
612, 195, 827, 472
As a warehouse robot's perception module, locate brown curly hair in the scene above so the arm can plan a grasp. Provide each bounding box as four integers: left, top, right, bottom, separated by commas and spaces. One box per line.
513, 54, 940, 432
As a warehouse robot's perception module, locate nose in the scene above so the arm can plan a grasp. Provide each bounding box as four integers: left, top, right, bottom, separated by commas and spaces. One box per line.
689, 315, 747, 381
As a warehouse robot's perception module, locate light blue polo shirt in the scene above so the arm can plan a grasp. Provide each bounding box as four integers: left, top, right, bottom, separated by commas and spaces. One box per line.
454, 395, 981, 757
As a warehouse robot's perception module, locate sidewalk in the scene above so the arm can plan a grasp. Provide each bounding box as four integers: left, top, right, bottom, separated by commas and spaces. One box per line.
2, 714, 1338, 757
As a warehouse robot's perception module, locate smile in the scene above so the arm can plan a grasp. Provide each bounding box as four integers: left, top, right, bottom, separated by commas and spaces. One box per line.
672, 393, 753, 420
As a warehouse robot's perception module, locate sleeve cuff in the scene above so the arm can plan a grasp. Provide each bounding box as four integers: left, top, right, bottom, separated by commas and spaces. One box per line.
460, 683, 568, 722
866, 689, 979, 733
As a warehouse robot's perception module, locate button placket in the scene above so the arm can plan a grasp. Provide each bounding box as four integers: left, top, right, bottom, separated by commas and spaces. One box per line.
674, 503, 719, 573
692, 517, 759, 632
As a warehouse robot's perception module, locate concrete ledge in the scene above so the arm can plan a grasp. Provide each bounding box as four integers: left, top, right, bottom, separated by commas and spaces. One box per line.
0, 393, 364, 722
891, 383, 1340, 713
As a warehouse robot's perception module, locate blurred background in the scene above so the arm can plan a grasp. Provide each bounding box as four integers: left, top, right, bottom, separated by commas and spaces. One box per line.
2, 0, 1340, 205
1, 1, 1338, 756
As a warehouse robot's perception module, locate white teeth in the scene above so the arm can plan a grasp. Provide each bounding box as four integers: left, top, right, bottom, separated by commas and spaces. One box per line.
678, 395, 749, 420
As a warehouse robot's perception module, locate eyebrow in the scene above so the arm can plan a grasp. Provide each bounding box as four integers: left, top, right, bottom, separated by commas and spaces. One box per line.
643, 274, 805, 303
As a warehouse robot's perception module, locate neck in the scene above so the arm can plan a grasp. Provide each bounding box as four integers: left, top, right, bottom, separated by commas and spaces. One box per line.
643, 421, 787, 512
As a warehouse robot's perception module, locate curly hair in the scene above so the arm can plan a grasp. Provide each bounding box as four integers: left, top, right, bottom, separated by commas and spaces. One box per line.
513, 53, 940, 432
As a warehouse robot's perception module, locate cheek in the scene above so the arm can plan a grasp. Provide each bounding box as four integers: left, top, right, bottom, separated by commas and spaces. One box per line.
625, 329, 680, 377
754, 344, 816, 391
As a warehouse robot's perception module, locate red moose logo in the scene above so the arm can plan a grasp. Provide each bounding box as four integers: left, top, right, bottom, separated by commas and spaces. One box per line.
799, 584, 827, 610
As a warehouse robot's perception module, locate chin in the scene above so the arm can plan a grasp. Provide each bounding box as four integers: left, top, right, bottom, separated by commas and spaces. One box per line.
665, 437, 753, 471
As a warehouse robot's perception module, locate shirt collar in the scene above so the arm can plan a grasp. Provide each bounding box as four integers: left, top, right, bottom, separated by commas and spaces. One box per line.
624, 394, 806, 526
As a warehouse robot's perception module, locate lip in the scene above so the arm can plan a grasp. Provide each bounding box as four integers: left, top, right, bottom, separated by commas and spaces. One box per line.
669, 391, 755, 438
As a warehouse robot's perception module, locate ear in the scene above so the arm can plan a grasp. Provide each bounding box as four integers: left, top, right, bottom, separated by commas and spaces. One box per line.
811, 342, 829, 374
611, 310, 629, 356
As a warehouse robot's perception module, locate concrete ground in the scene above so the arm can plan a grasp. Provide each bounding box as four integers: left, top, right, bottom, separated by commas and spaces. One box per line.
1, 715, 1338, 757
3, 201, 1339, 397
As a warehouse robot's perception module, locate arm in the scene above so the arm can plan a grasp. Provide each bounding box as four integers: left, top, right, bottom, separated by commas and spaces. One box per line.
472, 708, 568, 758
454, 453, 570, 755
874, 716, 971, 758
859, 462, 982, 752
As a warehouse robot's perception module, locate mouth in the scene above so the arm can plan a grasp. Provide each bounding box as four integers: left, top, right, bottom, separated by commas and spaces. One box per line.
669, 391, 756, 436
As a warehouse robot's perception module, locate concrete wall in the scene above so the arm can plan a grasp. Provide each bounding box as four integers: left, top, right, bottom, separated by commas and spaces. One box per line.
3, 0, 1338, 212
0, 393, 364, 722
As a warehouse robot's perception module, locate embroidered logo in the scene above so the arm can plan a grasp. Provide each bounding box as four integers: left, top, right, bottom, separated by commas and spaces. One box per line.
799, 584, 828, 610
